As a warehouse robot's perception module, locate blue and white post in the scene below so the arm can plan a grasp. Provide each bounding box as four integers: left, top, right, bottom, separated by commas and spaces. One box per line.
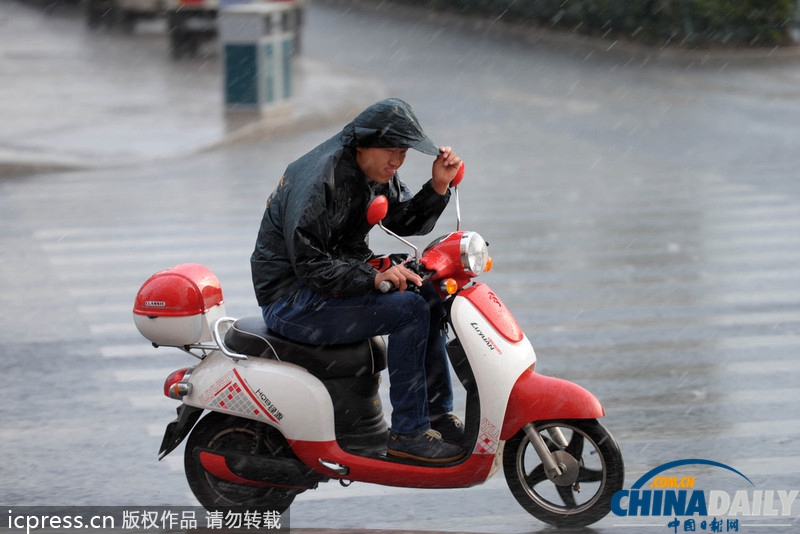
218, 1, 298, 113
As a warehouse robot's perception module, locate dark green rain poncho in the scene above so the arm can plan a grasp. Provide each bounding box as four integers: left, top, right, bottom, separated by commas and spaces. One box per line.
251, 98, 451, 306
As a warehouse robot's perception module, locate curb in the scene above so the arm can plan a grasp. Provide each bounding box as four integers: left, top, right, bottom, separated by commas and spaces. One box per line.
0, 56, 387, 178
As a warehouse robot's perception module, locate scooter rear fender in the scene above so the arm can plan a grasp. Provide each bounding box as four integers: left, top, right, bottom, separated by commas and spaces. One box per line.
158, 403, 203, 459
500, 369, 604, 440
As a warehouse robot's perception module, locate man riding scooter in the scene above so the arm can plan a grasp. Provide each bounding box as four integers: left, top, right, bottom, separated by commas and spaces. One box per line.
250, 98, 465, 463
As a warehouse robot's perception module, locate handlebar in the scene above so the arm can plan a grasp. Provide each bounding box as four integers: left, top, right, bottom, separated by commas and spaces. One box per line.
377, 260, 434, 294
379, 280, 393, 293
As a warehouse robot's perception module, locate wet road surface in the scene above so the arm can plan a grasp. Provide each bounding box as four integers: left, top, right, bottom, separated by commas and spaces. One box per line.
1, 1, 798, 532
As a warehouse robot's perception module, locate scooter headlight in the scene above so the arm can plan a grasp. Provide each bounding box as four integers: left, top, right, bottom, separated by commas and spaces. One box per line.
460, 232, 490, 276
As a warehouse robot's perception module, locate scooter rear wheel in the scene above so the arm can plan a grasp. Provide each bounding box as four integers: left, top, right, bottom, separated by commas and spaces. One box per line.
184, 412, 301, 513
503, 419, 624, 528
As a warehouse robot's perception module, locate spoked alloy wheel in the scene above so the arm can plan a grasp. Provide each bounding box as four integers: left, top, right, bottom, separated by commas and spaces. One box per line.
184, 412, 302, 512
503, 419, 624, 528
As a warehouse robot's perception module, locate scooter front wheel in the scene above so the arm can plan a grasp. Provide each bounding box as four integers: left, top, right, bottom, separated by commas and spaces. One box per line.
503, 419, 624, 528
184, 412, 302, 512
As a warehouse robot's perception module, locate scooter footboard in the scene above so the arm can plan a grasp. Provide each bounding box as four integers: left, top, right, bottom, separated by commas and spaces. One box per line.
500, 370, 604, 440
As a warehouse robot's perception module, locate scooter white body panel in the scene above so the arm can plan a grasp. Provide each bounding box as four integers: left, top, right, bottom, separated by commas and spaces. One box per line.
449, 288, 536, 452
182, 350, 338, 442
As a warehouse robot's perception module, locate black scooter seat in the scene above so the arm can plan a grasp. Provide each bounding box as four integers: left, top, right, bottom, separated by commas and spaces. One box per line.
223, 316, 387, 379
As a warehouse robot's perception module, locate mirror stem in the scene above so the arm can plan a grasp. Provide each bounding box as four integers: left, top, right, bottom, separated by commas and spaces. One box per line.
377, 222, 420, 263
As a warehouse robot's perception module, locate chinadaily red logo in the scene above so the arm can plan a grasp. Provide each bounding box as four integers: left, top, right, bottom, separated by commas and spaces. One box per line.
611, 459, 798, 532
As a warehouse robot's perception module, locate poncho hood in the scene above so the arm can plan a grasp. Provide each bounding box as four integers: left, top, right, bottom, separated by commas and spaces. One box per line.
341, 98, 440, 156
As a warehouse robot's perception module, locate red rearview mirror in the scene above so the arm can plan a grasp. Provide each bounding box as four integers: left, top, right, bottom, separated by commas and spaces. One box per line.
367, 195, 389, 226
451, 161, 465, 187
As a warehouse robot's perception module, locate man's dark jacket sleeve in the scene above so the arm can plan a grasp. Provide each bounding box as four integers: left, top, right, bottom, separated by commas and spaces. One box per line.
251, 141, 450, 306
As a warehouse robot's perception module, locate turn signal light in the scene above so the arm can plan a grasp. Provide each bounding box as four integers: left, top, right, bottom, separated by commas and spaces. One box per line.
485, 256, 493, 272
164, 367, 193, 399
441, 278, 459, 295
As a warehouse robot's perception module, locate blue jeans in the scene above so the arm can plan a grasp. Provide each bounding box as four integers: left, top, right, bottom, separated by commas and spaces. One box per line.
262, 282, 453, 435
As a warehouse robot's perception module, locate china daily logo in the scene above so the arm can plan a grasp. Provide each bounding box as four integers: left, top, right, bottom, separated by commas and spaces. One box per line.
612, 459, 797, 531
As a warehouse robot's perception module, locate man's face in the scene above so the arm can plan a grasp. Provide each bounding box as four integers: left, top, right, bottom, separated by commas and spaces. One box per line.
356, 147, 408, 183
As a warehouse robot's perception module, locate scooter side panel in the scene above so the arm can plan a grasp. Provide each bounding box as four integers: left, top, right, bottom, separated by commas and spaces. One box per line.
183, 351, 337, 442
500, 370, 605, 440
450, 287, 536, 452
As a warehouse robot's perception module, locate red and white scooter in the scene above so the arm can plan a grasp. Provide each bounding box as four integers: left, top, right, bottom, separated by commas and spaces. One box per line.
133, 165, 624, 528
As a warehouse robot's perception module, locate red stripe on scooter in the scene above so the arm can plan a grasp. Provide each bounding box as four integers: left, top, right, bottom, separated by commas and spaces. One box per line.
199, 451, 306, 489
289, 439, 495, 488
232, 368, 279, 424
200, 451, 272, 486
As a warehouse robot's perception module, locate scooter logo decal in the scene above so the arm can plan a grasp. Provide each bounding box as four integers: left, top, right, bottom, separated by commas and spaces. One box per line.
199, 369, 282, 424
470, 322, 503, 354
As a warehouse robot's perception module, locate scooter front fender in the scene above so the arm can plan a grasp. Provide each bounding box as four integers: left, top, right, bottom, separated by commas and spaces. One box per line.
500, 369, 604, 440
